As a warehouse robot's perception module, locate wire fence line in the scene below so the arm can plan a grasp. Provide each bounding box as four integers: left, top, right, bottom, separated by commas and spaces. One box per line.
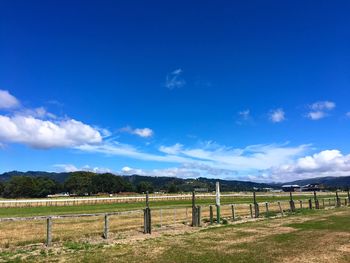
0, 192, 345, 208
0, 195, 349, 248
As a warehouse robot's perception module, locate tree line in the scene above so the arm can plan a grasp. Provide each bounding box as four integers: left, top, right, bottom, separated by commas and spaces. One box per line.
0, 172, 162, 198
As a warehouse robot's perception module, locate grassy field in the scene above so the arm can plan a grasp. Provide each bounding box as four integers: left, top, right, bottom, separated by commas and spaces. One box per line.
0, 193, 345, 218
0, 207, 349, 262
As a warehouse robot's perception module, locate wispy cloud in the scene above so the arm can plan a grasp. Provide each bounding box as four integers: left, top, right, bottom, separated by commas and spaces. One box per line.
77, 141, 310, 178
159, 143, 183, 154
120, 126, 154, 138
239, 110, 250, 120
269, 108, 285, 123
236, 109, 254, 125
306, 101, 335, 120
164, 68, 185, 90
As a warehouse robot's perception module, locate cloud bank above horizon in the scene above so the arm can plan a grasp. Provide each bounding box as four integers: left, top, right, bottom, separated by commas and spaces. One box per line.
1, 90, 350, 182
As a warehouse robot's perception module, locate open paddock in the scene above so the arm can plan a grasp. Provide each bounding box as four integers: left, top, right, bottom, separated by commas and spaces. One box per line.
0, 194, 348, 248
0, 191, 347, 219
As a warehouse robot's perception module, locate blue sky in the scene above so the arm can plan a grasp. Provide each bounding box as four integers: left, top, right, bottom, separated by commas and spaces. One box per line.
1, 0, 350, 182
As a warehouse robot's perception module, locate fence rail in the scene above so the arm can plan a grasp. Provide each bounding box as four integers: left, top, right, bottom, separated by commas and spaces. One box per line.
0, 192, 346, 208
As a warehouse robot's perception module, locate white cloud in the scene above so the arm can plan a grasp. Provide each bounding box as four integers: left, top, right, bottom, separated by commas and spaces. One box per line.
54, 164, 112, 173
236, 109, 253, 125
121, 166, 145, 175
267, 149, 350, 182
307, 101, 335, 120
346, 112, 350, 118
159, 143, 183, 154
79, 141, 309, 178
239, 110, 250, 120
120, 126, 154, 138
179, 143, 308, 171
54, 164, 79, 172
0, 90, 102, 149
120, 166, 201, 178
133, 128, 153, 138
269, 108, 285, 123
310, 101, 335, 111
0, 90, 20, 109
307, 111, 326, 120
21, 107, 57, 119
77, 142, 189, 163
165, 68, 185, 90
0, 115, 102, 149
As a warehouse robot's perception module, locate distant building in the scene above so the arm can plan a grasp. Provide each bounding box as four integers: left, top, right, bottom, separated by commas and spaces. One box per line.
300, 184, 322, 192
47, 192, 69, 198
282, 183, 323, 192
262, 187, 274, 192
282, 185, 301, 192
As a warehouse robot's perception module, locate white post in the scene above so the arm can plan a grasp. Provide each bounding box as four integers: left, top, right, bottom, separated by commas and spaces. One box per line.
216, 182, 221, 223
216, 182, 221, 206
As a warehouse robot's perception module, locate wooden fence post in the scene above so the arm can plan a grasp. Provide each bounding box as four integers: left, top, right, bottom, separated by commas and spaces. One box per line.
322, 199, 325, 209
209, 205, 213, 224
336, 191, 341, 207
46, 217, 52, 247
289, 192, 295, 212
197, 206, 201, 227
191, 191, 201, 227
192, 191, 196, 226
144, 208, 151, 234
278, 201, 284, 216
308, 199, 312, 209
249, 204, 253, 218
253, 191, 259, 218
144, 191, 151, 234
314, 191, 320, 209
299, 200, 303, 209
103, 214, 109, 239
347, 189, 350, 205
231, 204, 235, 221
265, 202, 269, 217
146, 191, 149, 208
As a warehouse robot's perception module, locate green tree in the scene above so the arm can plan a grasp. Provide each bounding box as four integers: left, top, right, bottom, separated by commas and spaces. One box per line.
2, 176, 60, 198
3, 176, 37, 198
92, 173, 127, 194
167, 183, 179, 193
0, 181, 4, 196
137, 181, 154, 193
34, 177, 61, 197
64, 172, 95, 196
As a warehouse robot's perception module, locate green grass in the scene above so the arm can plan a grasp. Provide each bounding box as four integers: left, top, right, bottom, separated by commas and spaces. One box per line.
69, 208, 350, 263
287, 214, 350, 231
1, 207, 349, 262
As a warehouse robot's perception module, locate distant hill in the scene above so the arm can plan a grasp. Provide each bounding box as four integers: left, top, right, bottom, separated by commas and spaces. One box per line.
123, 175, 275, 192
282, 176, 350, 189
0, 171, 275, 192
1, 171, 350, 191
0, 171, 71, 183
